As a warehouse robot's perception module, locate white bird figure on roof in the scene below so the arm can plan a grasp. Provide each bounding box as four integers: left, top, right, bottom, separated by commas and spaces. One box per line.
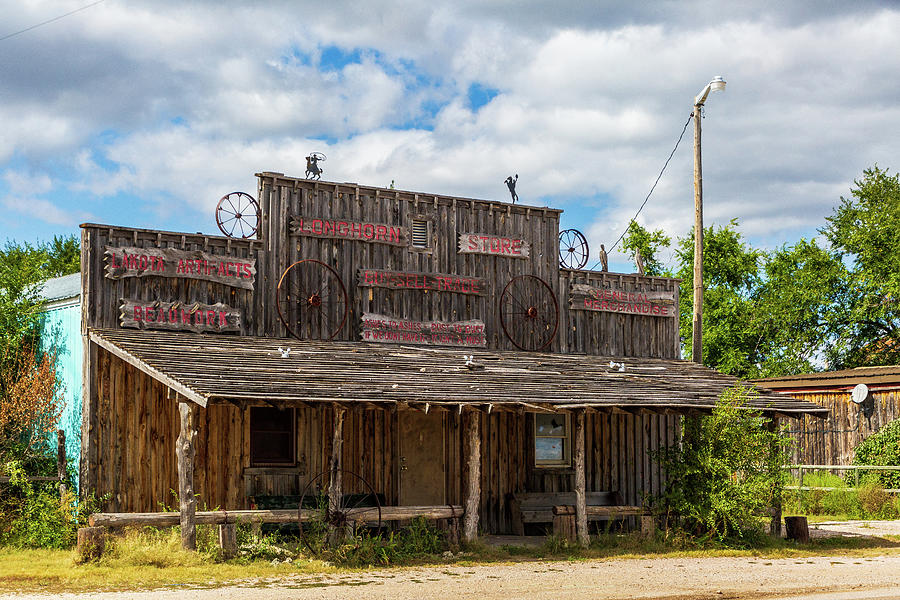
609, 360, 625, 372
278, 347, 291, 358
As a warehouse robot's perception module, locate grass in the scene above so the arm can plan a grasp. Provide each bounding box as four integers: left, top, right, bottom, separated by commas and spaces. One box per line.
4, 525, 900, 595
782, 471, 900, 521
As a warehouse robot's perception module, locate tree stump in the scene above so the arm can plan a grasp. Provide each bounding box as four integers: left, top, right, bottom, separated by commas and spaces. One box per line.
784, 516, 809, 543
552, 505, 576, 543
76, 526, 106, 561
218, 523, 237, 559
640, 515, 656, 539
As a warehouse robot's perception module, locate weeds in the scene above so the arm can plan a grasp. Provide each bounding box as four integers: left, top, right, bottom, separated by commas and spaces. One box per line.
783, 471, 900, 520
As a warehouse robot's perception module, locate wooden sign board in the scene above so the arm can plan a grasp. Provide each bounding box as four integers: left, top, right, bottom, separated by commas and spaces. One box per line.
119, 299, 242, 332
458, 233, 529, 258
361, 313, 487, 347
104, 246, 256, 290
290, 216, 407, 246
569, 283, 677, 318
357, 268, 487, 296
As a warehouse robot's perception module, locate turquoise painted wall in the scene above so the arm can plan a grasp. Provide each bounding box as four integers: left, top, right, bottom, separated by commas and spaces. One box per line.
40, 302, 82, 489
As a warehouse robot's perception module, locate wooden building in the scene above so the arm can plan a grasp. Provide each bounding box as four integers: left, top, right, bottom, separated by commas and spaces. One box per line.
756, 367, 900, 466
80, 172, 825, 541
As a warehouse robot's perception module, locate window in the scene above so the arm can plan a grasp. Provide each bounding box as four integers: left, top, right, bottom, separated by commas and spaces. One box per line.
534, 413, 571, 467
411, 219, 429, 248
250, 406, 296, 466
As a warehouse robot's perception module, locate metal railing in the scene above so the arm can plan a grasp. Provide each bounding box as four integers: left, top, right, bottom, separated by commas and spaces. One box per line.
782, 464, 900, 493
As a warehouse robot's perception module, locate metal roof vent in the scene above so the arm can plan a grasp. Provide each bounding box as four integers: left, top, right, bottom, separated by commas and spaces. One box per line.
411, 219, 429, 247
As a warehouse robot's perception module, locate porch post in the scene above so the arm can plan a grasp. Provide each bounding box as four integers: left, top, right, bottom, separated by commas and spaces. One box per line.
327, 403, 346, 545
573, 409, 589, 547
463, 408, 481, 543
176, 399, 197, 551
767, 416, 783, 538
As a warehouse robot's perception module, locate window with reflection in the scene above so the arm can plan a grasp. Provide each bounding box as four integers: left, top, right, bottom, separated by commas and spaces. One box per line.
534, 413, 571, 467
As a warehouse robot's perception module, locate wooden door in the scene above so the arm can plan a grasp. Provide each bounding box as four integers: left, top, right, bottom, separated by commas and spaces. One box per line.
399, 411, 445, 505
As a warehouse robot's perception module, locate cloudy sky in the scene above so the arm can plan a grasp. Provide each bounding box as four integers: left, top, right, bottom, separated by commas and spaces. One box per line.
2, 0, 898, 271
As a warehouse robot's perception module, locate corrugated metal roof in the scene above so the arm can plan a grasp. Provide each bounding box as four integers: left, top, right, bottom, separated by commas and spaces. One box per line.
754, 365, 900, 390
38, 273, 81, 302
90, 327, 828, 417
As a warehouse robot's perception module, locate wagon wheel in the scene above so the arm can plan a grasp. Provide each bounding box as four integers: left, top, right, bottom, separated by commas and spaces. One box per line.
276, 259, 348, 340
499, 274, 559, 351
559, 229, 589, 269
298, 469, 382, 556
215, 192, 260, 238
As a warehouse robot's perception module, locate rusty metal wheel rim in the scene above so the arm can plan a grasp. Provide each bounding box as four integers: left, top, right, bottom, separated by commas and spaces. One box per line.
559, 229, 589, 270
298, 469, 382, 557
216, 192, 260, 238
276, 259, 348, 340
499, 274, 559, 351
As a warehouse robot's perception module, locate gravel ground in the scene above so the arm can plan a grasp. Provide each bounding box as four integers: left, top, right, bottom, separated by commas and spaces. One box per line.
5, 521, 900, 600
6, 553, 900, 600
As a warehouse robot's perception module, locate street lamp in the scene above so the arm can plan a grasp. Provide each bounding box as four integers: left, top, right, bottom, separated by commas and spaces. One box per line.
691, 75, 726, 364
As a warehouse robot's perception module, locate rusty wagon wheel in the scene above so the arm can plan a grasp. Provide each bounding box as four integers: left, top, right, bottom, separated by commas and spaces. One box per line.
276, 259, 348, 340
215, 191, 260, 238
298, 469, 382, 556
499, 274, 559, 351
559, 229, 589, 270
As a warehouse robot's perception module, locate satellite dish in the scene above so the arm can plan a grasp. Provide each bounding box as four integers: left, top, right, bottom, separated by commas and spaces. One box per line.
851, 383, 869, 404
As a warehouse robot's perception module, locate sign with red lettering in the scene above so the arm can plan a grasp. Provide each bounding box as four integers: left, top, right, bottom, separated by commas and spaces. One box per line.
290, 216, 407, 246
457, 233, 530, 258
569, 283, 676, 318
361, 313, 487, 347
119, 299, 242, 332
357, 268, 486, 296
104, 246, 256, 290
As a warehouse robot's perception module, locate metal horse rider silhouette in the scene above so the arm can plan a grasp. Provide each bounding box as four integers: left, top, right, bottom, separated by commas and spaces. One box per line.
305, 152, 326, 180
504, 174, 518, 203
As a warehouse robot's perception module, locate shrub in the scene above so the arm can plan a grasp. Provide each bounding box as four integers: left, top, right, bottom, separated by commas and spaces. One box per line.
854, 418, 900, 490
0, 461, 76, 548
654, 386, 790, 544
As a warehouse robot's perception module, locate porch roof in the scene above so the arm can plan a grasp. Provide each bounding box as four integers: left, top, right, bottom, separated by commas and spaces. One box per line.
88, 328, 827, 417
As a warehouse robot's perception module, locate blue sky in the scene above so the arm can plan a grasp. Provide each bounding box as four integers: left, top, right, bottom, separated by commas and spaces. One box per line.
2, 0, 899, 273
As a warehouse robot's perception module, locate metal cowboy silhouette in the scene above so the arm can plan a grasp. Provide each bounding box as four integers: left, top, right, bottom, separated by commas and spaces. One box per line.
504, 174, 518, 203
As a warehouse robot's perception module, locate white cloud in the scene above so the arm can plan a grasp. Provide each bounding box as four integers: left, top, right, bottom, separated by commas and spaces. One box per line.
2, 1, 900, 252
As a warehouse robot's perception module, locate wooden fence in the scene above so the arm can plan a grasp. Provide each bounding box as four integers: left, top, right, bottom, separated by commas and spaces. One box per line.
783, 464, 900, 493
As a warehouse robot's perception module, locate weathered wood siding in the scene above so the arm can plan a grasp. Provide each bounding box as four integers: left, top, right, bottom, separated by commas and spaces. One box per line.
93, 346, 679, 531
786, 389, 900, 465
83, 174, 685, 524
559, 270, 680, 358
257, 175, 564, 351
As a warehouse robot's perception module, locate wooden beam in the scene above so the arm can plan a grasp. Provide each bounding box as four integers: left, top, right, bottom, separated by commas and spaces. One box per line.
573, 409, 589, 547
327, 404, 346, 546
90, 505, 465, 527
176, 401, 197, 550
463, 409, 481, 543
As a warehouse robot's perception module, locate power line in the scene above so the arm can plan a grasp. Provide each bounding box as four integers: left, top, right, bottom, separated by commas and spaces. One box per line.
0, 0, 108, 44
587, 112, 693, 271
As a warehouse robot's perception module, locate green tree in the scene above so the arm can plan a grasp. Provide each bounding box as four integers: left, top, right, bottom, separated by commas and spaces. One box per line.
750, 239, 849, 377
621, 221, 671, 276
676, 220, 763, 376
822, 166, 900, 368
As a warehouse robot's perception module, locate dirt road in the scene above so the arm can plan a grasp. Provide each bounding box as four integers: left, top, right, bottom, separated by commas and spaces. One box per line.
7, 553, 900, 600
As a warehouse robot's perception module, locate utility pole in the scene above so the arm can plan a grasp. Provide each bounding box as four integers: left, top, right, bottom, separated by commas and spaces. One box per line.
691, 76, 726, 364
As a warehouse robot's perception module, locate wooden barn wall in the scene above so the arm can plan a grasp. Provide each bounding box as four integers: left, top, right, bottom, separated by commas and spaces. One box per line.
80, 226, 261, 333
785, 390, 900, 466
559, 270, 680, 358
93, 345, 680, 531
257, 176, 563, 351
